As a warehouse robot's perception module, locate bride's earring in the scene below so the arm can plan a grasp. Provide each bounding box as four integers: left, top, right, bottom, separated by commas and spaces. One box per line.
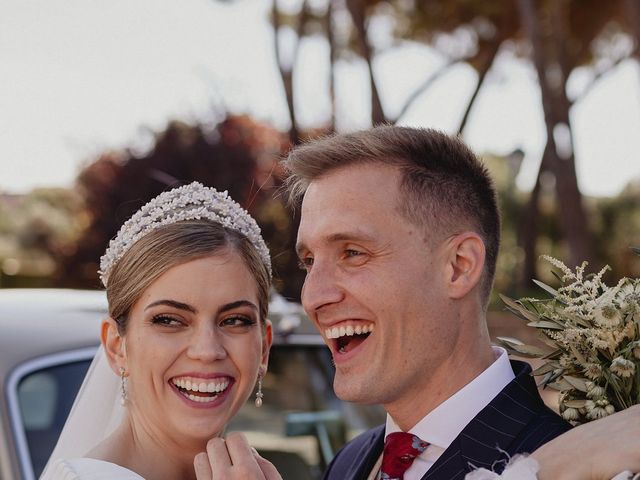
255, 370, 264, 408
120, 367, 128, 406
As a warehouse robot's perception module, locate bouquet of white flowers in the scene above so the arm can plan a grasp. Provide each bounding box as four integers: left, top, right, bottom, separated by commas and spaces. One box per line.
498, 251, 640, 425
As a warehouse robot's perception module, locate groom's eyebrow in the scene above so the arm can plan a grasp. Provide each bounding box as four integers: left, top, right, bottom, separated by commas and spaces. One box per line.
145, 299, 196, 313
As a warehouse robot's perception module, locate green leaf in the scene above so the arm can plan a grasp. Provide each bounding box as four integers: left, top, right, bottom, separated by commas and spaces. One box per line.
507, 343, 548, 357
496, 336, 524, 346
533, 279, 560, 298
527, 320, 564, 330
532, 362, 559, 376
499, 295, 541, 323
547, 379, 573, 391
563, 375, 588, 392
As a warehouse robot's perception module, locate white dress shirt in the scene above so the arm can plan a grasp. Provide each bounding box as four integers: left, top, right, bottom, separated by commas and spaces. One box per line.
383, 346, 515, 480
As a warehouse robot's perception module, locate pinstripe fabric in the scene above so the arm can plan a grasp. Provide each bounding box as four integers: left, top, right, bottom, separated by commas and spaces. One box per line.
322, 361, 572, 480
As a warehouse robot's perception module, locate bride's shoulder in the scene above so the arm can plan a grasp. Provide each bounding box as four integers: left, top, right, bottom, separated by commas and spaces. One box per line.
41, 458, 145, 480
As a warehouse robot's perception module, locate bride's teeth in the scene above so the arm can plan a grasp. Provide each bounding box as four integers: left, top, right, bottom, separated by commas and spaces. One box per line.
346, 325, 354, 336
355, 325, 362, 334
173, 378, 230, 395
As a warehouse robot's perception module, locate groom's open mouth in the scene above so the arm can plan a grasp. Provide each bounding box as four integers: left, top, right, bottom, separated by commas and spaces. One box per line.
325, 323, 374, 356
170, 376, 232, 405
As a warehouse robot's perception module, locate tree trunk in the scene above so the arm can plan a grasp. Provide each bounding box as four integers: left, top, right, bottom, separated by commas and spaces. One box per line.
516, 0, 595, 268
272, 0, 302, 145
346, 0, 386, 124
326, 0, 337, 133
519, 143, 552, 288
457, 37, 502, 135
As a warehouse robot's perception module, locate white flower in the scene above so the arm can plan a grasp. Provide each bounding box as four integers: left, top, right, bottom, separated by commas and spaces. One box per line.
587, 406, 609, 420
615, 280, 640, 312
593, 301, 622, 327
610, 357, 636, 378
583, 363, 603, 380
586, 384, 606, 399
562, 407, 580, 421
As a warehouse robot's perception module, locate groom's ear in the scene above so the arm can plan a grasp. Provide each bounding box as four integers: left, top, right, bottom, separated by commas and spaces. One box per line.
101, 318, 127, 375
443, 231, 485, 300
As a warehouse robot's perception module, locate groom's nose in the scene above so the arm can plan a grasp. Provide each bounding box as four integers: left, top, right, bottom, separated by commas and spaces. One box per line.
187, 322, 227, 362
301, 257, 344, 319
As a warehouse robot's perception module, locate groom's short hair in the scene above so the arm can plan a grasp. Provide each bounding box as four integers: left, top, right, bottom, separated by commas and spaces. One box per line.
283, 125, 501, 307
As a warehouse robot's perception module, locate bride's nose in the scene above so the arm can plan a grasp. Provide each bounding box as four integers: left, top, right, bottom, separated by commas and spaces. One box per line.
186, 322, 227, 362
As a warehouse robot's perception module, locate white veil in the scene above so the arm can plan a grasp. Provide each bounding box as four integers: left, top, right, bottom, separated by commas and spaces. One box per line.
41, 346, 124, 476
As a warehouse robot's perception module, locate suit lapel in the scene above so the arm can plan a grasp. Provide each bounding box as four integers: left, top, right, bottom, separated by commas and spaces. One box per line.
421, 361, 541, 480
345, 425, 385, 480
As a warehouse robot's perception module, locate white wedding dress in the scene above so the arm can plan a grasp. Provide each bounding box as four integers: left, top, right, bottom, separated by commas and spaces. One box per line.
41, 459, 143, 480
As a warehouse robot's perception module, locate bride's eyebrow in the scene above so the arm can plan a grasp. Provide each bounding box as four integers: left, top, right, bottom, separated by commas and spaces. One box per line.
218, 300, 258, 315
144, 299, 196, 313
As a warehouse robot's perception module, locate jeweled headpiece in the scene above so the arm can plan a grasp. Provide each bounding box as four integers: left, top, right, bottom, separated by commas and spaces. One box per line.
99, 182, 271, 286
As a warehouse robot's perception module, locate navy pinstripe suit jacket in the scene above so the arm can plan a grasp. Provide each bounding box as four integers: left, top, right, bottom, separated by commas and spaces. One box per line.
323, 360, 571, 480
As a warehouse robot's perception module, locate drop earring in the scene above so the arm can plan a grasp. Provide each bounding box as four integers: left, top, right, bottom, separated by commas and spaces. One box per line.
120, 367, 128, 406
255, 371, 264, 408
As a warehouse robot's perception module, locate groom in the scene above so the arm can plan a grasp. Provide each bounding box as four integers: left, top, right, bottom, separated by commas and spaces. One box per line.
197, 126, 639, 479
282, 126, 570, 479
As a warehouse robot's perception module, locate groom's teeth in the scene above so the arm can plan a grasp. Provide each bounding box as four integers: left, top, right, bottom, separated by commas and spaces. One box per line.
325, 324, 374, 339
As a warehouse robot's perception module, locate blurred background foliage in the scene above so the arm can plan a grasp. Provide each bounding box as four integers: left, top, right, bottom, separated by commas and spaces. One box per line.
1, 0, 639, 306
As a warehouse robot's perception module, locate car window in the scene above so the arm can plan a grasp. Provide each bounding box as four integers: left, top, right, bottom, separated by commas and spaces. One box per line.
16, 360, 91, 478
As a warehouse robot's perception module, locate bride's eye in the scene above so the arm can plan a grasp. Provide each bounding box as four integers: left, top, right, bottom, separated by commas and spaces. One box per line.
151, 314, 184, 327
220, 315, 257, 328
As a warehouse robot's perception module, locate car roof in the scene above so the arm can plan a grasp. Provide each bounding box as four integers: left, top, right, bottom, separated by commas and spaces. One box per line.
0, 289, 107, 380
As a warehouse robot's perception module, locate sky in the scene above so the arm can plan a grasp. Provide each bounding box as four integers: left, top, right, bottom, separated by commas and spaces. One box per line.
1, 0, 640, 197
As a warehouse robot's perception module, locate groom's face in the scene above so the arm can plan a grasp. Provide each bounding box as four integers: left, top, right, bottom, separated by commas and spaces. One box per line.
296, 163, 460, 420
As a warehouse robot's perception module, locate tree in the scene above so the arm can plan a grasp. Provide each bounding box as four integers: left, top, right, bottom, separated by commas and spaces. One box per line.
58, 115, 307, 300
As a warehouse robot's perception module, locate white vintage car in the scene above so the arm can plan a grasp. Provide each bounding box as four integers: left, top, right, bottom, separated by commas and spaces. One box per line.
0, 289, 383, 480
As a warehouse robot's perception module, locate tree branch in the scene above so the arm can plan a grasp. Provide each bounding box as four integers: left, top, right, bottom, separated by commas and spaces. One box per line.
457, 38, 503, 135
392, 58, 463, 124
571, 54, 631, 105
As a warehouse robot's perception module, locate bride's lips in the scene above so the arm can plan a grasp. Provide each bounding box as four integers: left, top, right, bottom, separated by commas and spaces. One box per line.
169, 373, 234, 409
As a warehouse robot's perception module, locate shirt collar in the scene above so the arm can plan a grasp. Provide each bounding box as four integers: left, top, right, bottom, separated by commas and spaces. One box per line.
385, 346, 515, 449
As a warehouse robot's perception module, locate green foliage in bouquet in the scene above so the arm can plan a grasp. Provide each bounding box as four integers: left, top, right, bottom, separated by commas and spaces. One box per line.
499, 250, 640, 425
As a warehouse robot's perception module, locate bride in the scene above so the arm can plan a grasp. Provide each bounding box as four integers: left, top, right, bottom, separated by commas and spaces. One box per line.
41, 182, 279, 480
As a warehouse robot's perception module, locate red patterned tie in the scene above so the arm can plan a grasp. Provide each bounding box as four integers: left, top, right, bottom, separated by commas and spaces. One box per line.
379, 432, 429, 480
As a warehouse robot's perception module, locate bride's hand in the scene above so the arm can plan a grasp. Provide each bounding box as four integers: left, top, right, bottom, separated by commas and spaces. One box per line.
194, 432, 282, 480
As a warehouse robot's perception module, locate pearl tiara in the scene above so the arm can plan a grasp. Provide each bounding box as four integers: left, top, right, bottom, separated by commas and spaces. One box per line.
99, 182, 272, 286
